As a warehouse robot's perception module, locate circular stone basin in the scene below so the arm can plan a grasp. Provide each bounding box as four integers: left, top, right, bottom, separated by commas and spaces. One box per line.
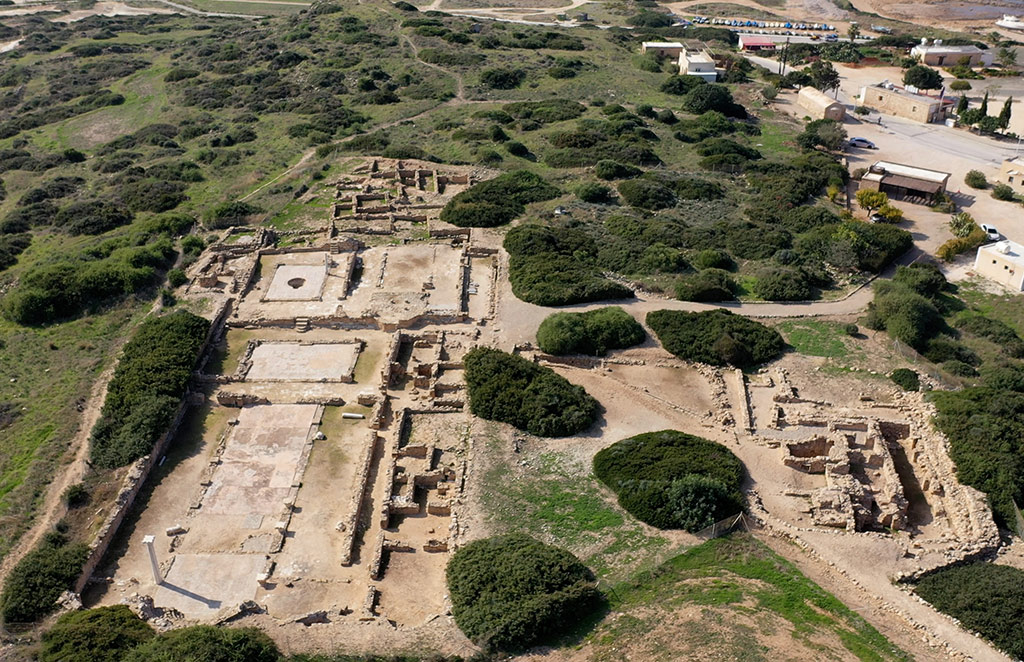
287, 278, 306, 289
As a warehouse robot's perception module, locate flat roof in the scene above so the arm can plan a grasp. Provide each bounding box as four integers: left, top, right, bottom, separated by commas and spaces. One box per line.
979, 240, 1024, 266
739, 36, 776, 45
683, 49, 714, 63
642, 41, 684, 48
865, 83, 943, 105
869, 161, 950, 184
913, 44, 983, 54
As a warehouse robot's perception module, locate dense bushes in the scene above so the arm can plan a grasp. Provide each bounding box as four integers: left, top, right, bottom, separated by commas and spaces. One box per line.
674, 268, 735, 302
865, 280, 942, 350
915, 563, 1024, 660
204, 201, 261, 228
440, 170, 559, 227
647, 309, 784, 368
54, 199, 133, 235
504, 224, 633, 306
124, 626, 281, 662
617, 179, 675, 210
1, 530, 89, 623
752, 266, 811, 301
594, 159, 641, 180
889, 368, 919, 391
930, 387, 1024, 529
536, 307, 645, 356
956, 313, 1024, 357
682, 83, 746, 118
41, 606, 154, 662
795, 221, 912, 273
446, 534, 600, 652
90, 311, 210, 468
593, 430, 744, 530
480, 67, 526, 89
464, 348, 599, 437
3, 233, 178, 325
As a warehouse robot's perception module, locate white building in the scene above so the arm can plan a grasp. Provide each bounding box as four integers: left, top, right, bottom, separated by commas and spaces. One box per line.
641, 41, 685, 58
975, 240, 1024, 291
910, 39, 992, 67
678, 48, 717, 82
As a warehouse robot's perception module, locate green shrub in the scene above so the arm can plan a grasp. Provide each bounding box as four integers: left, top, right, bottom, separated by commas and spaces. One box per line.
992, 182, 1016, 201
464, 348, 599, 437
203, 201, 261, 229
505, 226, 633, 306
594, 159, 641, 180
536, 307, 644, 356
505, 141, 530, 157
167, 268, 188, 288
660, 74, 706, 96
921, 337, 979, 365
674, 269, 735, 302
446, 534, 600, 652
480, 67, 526, 89
90, 311, 210, 468
1, 531, 89, 623
844, 323, 859, 336
647, 309, 784, 368
40, 606, 154, 662
53, 200, 133, 236
866, 281, 941, 350
441, 170, 559, 228
577, 182, 612, 203
123, 626, 281, 662
690, 248, 734, 271
964, 169, 987, 189
944, 360, 978, 377
893, 263, 946, 297
795, 221, 912, 273
949, 80, 972, 91
62, 483, 88, 508
682, 84, 746, 118
890, 368, 919, 391
915, 563, 1024, 660
617, 179, 675, 210
752, 266, 811, 301
593, 430, 744, 531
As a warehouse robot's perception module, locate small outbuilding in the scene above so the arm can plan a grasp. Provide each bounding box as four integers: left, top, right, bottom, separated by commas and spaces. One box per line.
975, 240, 1024, 292
641, 41, 685, 57
738, 35, 776, 51
797, 86, 846, 121
860, 161, 950, 203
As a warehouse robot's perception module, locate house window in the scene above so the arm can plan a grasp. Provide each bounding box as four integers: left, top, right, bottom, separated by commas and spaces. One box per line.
912, 106, 917, 112
878, 95, 883, 101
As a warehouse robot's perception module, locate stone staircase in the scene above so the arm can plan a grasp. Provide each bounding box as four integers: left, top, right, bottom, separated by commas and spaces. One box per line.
295, 317, 310, 333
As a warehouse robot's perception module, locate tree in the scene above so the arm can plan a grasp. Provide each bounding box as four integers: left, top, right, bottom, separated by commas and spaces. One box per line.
797, 118, 847, 152
999, 97, 1013, 130
875, 204, 904, 223
808, 60, 840, 94
959, 108, 984, 126
965, 170, 987, 189
847, 23, 861, 43
856, 189, 889, 213
761, 84, 778, 104
903, 65, 943, 90
949, 211, 978, 237
956, 94, 969, 115
998, 45, 1018, 69
981, 90, 989, 115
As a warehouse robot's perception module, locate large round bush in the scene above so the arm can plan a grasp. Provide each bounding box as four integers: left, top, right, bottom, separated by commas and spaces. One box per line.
123, 625, 281, 662
41, 606, 154, 662
594, 430, 744, 530
536, 306, 645, 356
646, 309, 785, 368
447, 534, 600, 652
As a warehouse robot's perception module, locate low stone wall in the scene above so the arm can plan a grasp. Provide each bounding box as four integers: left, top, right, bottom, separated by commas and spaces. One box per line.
340, 430, 381, 567
73, 300, 233, 593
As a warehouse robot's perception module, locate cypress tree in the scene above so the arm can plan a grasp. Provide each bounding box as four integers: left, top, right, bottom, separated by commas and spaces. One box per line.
999, 96, 1013, 129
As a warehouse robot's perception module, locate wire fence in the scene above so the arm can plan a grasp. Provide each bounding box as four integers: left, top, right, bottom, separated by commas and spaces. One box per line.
693, 512, 756, 541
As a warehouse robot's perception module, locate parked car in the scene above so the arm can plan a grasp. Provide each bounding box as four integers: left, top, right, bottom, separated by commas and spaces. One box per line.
848, 137, 877, 149
869, 213, 887, 223
825, 33, 838, 42
980, 224, 1001, 241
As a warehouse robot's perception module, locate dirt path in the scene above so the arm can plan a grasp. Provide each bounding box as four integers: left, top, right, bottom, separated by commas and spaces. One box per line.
0, 361, 118, 587
151, 0, 262, 19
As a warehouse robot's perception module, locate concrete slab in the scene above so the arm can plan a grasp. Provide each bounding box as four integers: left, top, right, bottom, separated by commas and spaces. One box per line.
265, 262, 328, 301
154, 553, 265, 618
246, 342, 361, 382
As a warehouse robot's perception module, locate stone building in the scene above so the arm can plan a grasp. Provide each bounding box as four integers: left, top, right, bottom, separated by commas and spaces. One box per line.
797, 86, 846, 121
859, 161, 950, 203
858, 83, 952, 123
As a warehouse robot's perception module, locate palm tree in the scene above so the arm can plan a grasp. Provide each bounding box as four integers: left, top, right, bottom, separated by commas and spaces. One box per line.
847, 23, 861, 43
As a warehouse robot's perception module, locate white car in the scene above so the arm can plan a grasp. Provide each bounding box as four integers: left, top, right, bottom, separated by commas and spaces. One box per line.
980, 224, 1001, 241
848, 137, 877, 149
